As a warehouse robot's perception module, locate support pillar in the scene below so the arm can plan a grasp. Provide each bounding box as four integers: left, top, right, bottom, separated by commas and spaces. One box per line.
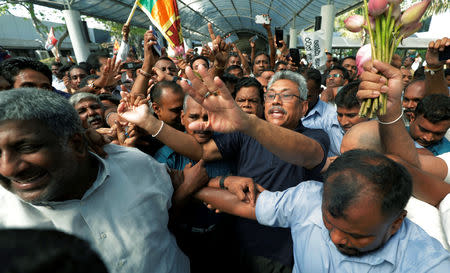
320, 4, 335, 52
63, 9, 90, 62
289, 15, 297, 48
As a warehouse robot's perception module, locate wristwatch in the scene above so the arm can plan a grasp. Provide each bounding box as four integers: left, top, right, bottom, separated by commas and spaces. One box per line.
88, 81, 101, 91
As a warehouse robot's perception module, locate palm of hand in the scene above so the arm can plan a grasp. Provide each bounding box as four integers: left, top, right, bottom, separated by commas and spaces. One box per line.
119, 103, 150, 126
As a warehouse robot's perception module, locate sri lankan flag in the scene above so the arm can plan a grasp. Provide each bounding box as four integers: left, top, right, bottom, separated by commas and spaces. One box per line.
137, 0, 183, 49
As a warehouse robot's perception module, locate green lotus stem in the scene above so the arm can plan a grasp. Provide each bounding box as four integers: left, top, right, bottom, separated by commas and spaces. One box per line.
373, 97, 379, 115
381, 15, 386, 62
359, 100, 367, 117
383, 94, 387, 115
376, 18, 382, 60
363, 0, 376, 60
385, 5, 393, 63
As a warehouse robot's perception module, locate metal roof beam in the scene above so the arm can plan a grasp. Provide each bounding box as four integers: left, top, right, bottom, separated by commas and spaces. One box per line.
178, 0, 227, 35
207, 0, 236, 30
230, 0, 244, 27
281, 0, 314, 29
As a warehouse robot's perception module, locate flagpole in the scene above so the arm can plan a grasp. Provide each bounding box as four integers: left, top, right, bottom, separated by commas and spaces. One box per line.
125, 0, 139, 26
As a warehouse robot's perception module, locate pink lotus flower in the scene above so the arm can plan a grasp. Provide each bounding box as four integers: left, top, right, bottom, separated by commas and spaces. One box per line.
400, 0, 431, 25
368, 0, 388, 17
356, 44, 372, 76
399, 21, 423, 38
173, 45, 185, 60
344, 15, 365, 32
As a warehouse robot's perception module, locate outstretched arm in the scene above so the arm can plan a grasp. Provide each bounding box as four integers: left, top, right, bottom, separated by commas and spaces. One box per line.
358, 60, 420, 167
181, 65, 325, 169
194, 187, 258, 220
424, 37, 449, 96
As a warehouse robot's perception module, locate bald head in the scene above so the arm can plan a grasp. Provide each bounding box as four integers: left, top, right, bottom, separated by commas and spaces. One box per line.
340, 120, 382, 154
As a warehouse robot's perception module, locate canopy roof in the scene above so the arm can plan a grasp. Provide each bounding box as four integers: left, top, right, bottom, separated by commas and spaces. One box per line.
32, 0, 362, 41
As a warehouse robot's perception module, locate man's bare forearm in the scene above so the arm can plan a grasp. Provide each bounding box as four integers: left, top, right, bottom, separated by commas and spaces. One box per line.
425, 69, 448, 96
241, 115, 324, 169
194, 187, 256, 220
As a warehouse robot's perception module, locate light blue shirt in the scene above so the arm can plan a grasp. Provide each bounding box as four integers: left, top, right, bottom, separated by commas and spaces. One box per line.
256, 181, 450, 273
302, 100, 343, 157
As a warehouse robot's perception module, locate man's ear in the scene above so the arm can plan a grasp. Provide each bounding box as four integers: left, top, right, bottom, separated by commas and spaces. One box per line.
389, 210, 407, 236
300, 100, 309, 117
180, 110, 186, 126
67, 133, 87, 158
152, 102, 160, 116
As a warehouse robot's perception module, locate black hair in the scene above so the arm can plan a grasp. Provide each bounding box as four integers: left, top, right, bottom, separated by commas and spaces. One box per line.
220, 73, 239, 85
86, 53, 110, 71
233, 77, 264, 101
413, 66, 425, 79
98, 93, 121, 106
78, 62, 92, 74
326, 52, 332, 56
404, 77, 424, 92
0, 57, 52, 86
68, 65, 88, 75
323, 149, 412, 219
305, 68, 322, 89
150, 81, 183, 104
274, 61, 288, 71
58, 63, 73, 75
225, 65, 243, 74
335, 81, 361, 109
190, 55, 210, 69
414, 94, 450, 124
340, 56, 356, 65
156, 56, 175, 64
329, 65, 350, 80
0, 229, 108, 273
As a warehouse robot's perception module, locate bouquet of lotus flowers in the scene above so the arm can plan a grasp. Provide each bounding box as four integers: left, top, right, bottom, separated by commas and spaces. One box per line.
345, 0, 431, 118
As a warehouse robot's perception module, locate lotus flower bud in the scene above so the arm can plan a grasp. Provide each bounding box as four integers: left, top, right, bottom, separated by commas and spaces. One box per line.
344, 15, 365, 32
368, 0, 388, 17
356, 44, 372, 76
400, 0, 430, 26
400, 21, 423, 38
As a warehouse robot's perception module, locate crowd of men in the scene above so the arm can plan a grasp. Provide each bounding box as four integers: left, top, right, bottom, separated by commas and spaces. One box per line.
0, 18, 449, 273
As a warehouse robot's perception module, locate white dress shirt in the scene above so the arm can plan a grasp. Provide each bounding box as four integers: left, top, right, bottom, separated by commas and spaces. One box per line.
0, 144, 190, 273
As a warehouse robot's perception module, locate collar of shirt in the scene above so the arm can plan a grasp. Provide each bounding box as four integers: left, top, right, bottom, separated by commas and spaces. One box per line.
315, 207, 400, 267
304, 100, 327, 120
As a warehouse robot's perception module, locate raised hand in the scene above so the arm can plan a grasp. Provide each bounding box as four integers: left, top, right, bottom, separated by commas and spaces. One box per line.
208, 23, 230, 66
357, 60, 403, 120
222, 176, 258, 206
95, 55, 122, 89
117, 91, 153, 129
182, 160, 209, 194
180, 65, 249, 133
426, 37, 449, 68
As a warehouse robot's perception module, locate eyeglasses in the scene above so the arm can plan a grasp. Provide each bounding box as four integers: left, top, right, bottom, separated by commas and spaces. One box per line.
264, 92, 301, 102
160, 66, 178, 73
327, 73, 343, 79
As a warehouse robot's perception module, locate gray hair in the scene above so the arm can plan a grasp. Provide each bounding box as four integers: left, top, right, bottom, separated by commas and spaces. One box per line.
267, 70, 308, 100
69, 92, 103, 109
183, 94, 191, 112
0, 88, 84, 141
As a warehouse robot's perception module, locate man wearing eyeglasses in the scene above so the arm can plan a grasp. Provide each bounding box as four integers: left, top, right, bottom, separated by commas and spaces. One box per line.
119, 69, 329, 273
154, 57, 179, 77
321, 65, 349, 104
